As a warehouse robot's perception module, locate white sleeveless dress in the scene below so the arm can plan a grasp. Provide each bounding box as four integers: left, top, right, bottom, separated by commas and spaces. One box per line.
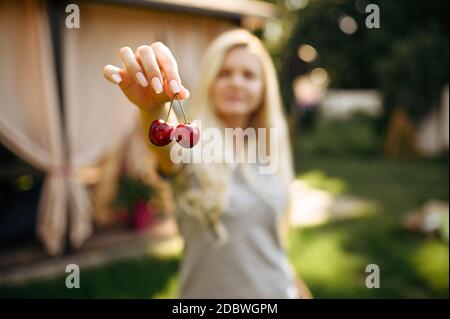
175, 162, 299, 299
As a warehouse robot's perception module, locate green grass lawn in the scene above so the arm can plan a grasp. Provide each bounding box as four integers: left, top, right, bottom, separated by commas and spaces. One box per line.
288, 156, 449, 298
0, 157, 448, 298
0, 254, 181, 299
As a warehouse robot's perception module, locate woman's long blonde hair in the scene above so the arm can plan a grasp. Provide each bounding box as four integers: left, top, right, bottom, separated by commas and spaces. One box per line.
173, 29, 294, 244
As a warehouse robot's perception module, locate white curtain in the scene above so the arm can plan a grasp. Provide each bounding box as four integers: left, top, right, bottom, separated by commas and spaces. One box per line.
0, 0, 68, 255
61, 5, 139, 250
0, 0, 235, 255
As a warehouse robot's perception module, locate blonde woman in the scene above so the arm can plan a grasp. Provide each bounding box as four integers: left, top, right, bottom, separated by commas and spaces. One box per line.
103, 29, 312, 299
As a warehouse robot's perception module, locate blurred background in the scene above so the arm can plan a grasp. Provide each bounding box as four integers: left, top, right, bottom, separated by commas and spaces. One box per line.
0, 0, 448, 298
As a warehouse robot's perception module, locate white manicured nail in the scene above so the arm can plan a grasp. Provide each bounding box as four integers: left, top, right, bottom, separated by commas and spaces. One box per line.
169, 80, 180, 94
111, 74, 122, 84
136, 72, 148, 87
151, 77, 163, 94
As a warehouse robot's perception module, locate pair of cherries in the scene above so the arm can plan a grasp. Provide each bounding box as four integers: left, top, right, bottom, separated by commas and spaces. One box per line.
149, 94, 200, 149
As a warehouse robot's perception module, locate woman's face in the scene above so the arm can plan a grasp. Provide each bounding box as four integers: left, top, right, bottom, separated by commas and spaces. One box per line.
211, 46, 264, 126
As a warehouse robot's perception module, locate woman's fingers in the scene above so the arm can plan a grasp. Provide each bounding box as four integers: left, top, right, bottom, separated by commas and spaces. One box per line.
108, 44, 190, 100
103, 64, 136, 89
136, 45, 164, 94
103, 64, 123, 84
151, 42, 186, 98
119, 46, 148, 88
180, 85, 190, 99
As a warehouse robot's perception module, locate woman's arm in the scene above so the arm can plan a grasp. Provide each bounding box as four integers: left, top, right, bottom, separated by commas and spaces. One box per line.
103, 42, 189, 175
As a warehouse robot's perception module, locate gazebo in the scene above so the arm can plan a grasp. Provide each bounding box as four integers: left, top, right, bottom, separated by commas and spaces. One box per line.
0, 0, 276, 256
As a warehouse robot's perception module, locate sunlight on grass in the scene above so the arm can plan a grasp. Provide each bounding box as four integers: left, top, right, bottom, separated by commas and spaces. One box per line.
287, 228, 368, 297
298, 170, 347, 195
146, 236, 183, 260
327, 196, 380, 221
411, 240, 449, 293
290, 175, 379, 228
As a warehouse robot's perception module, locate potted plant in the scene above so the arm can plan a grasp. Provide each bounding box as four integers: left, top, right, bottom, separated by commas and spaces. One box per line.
112, 175, 156, 231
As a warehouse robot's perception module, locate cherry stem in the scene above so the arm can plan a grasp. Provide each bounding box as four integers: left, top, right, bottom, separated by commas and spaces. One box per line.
174, 93, 188, 123
164, 97, 175, 123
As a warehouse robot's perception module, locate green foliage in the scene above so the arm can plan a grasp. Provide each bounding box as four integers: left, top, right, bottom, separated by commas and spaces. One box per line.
112, 176, 155, 213
375, 31, 449, 122
298, 113, 383, 158
276, 0, 449, 123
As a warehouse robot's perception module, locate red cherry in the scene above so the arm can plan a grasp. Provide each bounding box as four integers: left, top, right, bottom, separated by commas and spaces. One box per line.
149, 119, 174, 146
173, 122, 200, 148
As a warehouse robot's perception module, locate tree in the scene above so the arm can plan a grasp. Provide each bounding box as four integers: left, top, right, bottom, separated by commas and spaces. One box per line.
275, 0, 448, 124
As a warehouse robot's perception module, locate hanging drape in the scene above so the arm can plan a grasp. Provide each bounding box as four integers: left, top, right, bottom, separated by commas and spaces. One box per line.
0, 0, 234, 256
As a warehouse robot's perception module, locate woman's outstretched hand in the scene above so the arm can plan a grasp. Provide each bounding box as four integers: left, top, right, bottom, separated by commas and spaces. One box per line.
103, 42, 190, 111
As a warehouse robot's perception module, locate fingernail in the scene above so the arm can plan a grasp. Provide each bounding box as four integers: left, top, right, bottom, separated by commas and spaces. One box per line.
111, 74, 122, 84
136, 72, 148, 87
169, 80, 180, 94
151, 77, 163, 94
